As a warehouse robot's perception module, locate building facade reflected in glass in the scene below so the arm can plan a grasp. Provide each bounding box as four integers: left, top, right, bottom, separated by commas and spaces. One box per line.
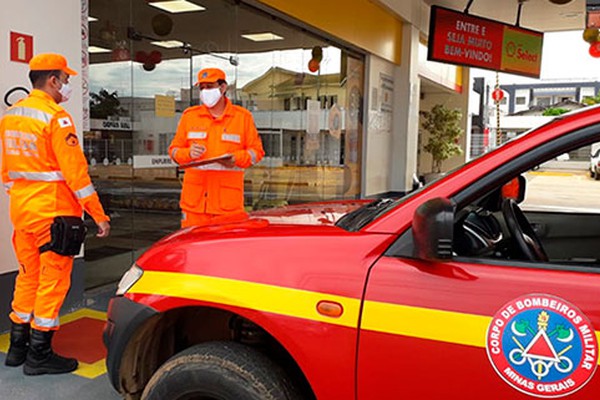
84, 0, 365, 288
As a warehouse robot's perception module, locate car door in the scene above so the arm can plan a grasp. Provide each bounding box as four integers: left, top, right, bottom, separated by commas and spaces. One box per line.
356, 134, 600, 399
357, 252, 599, 399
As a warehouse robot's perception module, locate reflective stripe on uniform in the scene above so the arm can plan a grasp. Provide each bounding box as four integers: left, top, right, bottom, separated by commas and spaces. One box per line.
188, 131, 207, 139
13, 310, 32, 323
170, 148, 178, 161
192, 164, 242, 171
8, 170, 65, 181
34, 316, 60, 329
6, 106, 53, 124
248, 149, 257, 165
74, 183, 96, 199
222, 133, 241, 143
4, 182, 14, 191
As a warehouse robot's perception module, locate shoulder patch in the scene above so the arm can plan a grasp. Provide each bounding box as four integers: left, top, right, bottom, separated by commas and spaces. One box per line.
58, 117, 72, 128
65, 133, 79, 146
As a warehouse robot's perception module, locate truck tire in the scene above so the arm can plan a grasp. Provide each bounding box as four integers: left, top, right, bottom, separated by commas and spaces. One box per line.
141, 341, 303, 400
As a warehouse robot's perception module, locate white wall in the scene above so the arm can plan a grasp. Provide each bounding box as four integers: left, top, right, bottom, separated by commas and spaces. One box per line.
580, 86, 596, 101
514, 89, 530, 113
0, 0, 82, 274
364, 56, 395, 196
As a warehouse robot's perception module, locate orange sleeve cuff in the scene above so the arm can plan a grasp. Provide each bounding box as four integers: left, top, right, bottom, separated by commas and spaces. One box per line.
82, 194, 110, 223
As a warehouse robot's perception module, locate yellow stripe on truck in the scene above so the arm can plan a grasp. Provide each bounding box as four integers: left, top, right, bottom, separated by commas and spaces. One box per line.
129, 270, 362, 328
130, 271, 600, 365
361, 300, 491, 348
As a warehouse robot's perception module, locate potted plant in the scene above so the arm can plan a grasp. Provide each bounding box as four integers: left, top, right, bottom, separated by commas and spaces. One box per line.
420, 104, 464, 181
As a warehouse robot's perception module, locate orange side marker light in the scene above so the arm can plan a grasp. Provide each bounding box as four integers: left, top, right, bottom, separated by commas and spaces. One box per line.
317, 300, 344, 318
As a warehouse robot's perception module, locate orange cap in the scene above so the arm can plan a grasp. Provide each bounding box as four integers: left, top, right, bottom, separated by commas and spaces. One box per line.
29, 53, 78, 76
196, 68, 226, 85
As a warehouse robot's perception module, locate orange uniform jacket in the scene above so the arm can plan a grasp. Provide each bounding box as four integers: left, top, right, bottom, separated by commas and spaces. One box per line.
169, 98, 264, 215
1, 89, 109, 229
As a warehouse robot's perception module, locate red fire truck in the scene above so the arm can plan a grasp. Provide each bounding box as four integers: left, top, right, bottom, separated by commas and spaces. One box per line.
104, 106, 599, 399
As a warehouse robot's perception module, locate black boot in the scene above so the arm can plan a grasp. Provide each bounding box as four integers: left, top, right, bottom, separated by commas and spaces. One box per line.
23, 329, 78, 375
5, 322, 30, 367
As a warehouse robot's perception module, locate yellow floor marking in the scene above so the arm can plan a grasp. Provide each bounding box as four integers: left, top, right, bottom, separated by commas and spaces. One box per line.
528, 171, 574, 177
73, 359, 107, 379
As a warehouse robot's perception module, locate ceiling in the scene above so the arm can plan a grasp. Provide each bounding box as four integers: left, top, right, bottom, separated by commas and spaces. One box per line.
422, 0, 585, 32
88, 0, 327, 64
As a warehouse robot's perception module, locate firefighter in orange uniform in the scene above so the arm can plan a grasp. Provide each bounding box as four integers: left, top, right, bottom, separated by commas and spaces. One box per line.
169, 68, 264, 228
0, 53, 111, 375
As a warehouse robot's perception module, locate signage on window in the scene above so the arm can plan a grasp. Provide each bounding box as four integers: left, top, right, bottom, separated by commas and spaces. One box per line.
427, 6, 543, 78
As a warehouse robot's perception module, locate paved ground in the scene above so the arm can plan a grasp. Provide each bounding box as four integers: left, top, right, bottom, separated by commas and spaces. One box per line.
0, 285, 121, 400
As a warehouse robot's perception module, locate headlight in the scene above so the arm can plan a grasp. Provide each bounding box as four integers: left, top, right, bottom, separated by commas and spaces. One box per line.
116, 264, 144, 295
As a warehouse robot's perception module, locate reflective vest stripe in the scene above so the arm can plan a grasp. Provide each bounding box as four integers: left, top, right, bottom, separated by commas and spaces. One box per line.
222, 133, 241, 143
248, 149, 257, 165
188, 131, 207, 139
192, 164, 242, 171
170, 148, 178, 162
4, 182, 14, 191
6, 106, 53, 124
34, 316, 60, 329
13, 310, 32, 323
74, 183, 96, 199
8, 171, 65, 181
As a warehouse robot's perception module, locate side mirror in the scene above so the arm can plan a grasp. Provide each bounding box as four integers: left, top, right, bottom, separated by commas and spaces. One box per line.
412, 197, 454, 261
501, 175, 526, 204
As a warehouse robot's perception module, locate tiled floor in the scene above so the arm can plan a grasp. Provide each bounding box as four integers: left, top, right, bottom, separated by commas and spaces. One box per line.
0, 285, 122, 400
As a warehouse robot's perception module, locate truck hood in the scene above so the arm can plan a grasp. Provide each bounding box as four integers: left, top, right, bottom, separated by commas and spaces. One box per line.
134, 222, 395, 299
249, 199, 371, 225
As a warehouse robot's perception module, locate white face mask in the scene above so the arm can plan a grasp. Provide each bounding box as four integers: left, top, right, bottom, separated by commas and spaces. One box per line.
200, 87, 222, 108
59, 82, 73, 103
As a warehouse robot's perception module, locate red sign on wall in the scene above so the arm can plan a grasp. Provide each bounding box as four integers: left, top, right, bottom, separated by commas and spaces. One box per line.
10, 31, 33, 64
428, 6, 543, 78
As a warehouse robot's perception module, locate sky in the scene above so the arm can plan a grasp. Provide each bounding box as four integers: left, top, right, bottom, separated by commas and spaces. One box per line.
89, 47, 341, 100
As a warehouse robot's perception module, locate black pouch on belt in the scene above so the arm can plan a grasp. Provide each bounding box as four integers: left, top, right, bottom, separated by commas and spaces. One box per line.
39, 216, 88, 256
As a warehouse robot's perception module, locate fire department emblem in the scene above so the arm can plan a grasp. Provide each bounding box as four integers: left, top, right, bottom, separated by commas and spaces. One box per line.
486, 294, 598, 398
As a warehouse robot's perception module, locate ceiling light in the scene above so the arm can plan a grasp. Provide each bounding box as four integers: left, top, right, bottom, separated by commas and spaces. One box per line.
151, 40, 185, 48
241, 32, 284, 42
148, 1, 205, 14
89, 46, 111, 53
88, 16, 98, 22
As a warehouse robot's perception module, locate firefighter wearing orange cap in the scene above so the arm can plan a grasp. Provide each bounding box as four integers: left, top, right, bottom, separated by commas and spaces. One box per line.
169, 67, 264, 227
0, 53, 111, 375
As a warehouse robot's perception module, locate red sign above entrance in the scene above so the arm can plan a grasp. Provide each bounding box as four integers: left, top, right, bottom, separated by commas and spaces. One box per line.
428, 6, 543, 78
10, 31, 33, 64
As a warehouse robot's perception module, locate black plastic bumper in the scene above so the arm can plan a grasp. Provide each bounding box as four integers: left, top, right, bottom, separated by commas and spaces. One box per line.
103, 296, 158, 391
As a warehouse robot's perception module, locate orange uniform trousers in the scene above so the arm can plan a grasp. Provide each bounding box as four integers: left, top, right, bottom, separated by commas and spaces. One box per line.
9, 218, 74, 331
181, 210, 249, 228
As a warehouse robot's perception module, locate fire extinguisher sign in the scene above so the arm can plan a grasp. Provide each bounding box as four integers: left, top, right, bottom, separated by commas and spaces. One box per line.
10, 32, 33, 64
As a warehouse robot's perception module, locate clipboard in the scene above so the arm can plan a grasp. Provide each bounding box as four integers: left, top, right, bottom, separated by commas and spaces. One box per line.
177, 154, 233, 169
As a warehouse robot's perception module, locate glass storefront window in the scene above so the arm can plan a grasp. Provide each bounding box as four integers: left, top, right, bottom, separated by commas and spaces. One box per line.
85, 0, 365, 288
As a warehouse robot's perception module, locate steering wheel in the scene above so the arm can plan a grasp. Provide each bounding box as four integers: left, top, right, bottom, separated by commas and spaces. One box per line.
502, 198, 548, 262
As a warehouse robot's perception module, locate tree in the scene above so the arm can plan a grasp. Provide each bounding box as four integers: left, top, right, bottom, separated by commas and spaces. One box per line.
420, 104, 464, 174
90, 89, 126, 119
542, 107, 569, 116
582, 95, 600, 106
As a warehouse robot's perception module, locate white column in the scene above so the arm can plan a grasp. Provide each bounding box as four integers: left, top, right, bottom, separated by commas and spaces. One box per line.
390, 23, 421, 191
